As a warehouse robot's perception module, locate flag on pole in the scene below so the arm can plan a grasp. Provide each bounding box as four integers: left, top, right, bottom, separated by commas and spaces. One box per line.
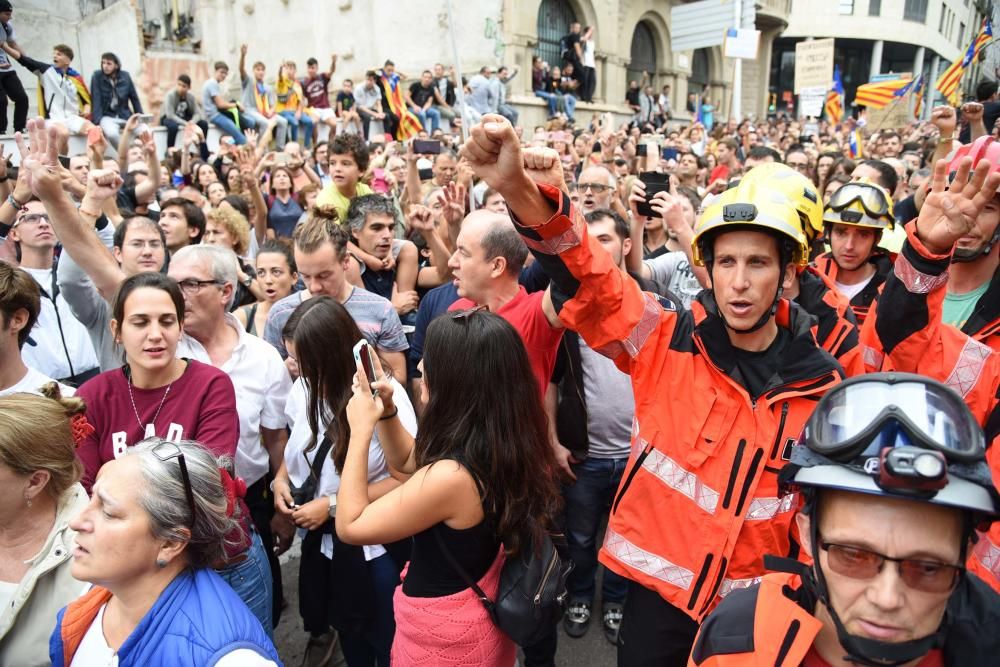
379, 70, 423, 140
848, 128, 863, 158
854, 77, 913, 109
913, 76, 926, 118
936, 18, 993, 106
825, 65, 845, 124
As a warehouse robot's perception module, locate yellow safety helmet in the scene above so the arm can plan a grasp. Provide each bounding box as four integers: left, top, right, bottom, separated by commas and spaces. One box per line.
739, 162, 824, 241
823, 179, 895, 230
692, 179, 811, 268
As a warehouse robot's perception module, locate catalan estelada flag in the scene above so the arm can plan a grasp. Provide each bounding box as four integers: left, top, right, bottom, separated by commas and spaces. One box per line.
37, 66, 91, 120
825, 65, 844, 124
936, 18, 993, 106
913, 76, 926, 118
848, 128, 863, 158
379, 71, 422, 140
854, 77, 912, 109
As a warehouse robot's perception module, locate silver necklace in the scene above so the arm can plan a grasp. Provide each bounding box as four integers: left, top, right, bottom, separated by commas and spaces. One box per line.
127, 370, 176, 436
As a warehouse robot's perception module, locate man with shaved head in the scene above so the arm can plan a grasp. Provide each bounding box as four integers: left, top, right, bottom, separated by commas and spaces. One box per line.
576, 165, 616, 215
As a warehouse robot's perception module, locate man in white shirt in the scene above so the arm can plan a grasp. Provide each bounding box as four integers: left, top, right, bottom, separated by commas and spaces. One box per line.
0, 263, 74, 397
168, 244, 291, 627
9, 200, 99, 385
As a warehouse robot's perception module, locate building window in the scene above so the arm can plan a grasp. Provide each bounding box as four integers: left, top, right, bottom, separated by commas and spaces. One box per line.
958, 22, 965, 47
628, 21, 657, 85
839, 0, 854, 14
535, 0, 578, 68
904, 0, 928, 22
869, 0, 881, 16
689, 48, 710, 97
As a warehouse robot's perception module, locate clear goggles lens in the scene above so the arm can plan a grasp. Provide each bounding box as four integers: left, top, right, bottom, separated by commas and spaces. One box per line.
826, 184, 892, 218
811, 380, 983, 461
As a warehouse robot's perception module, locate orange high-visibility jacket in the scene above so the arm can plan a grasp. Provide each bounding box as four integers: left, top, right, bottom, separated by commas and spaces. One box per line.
795, 265, 865, 376
513, 184, 846, 620
812, 250, 894, 326
859, 223, 1000, 591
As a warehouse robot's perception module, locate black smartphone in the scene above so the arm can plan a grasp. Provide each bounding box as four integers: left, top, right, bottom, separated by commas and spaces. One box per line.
58, 155, 71, 169
353, 340, 378, 396
418, 167, 433, 181
413, 139, 442, 155
591, 141, 602, 154
636, 172, 670, 218
636, 143, 648, 157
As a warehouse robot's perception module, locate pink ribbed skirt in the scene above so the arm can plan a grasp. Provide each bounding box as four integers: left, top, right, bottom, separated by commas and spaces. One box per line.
391, 549, 516, 666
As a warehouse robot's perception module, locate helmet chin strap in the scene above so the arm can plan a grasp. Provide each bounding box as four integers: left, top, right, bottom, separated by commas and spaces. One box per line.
807, 510, 946, 667
719, 279, 783, 336
951, 225, 1000, 264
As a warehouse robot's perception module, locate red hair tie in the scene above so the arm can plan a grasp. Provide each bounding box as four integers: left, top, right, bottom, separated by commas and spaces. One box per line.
69, 414, 95, 448
219, 468, 247, 518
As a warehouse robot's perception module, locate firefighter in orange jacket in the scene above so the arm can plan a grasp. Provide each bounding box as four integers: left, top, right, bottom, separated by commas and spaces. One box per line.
813, 181, 896, 326
857, 156, 1000, 591
689, 373, 1000, 667
738, 164, 865, 376
462, 115, 849, 664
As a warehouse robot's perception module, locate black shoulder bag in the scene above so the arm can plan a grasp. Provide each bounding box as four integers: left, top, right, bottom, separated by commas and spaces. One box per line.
290, 431, 334, 508
434, 527, 573, 647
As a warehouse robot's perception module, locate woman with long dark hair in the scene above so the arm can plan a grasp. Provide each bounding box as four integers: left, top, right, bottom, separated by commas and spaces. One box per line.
339, 309, 560, 665
271, 296, 415, 667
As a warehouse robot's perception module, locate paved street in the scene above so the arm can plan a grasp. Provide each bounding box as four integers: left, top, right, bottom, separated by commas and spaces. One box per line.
273, 541, 618, 666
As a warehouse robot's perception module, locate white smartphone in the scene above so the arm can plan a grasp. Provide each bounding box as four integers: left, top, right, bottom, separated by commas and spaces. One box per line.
352, 340, 378, 396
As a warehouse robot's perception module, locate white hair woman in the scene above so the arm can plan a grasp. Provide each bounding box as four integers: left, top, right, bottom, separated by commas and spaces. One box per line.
0, 386, 89, 667
51, 439, 280, 666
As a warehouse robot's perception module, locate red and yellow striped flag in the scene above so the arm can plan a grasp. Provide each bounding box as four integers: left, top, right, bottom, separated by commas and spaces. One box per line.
936, 18, 992, 106
854, 78, 912, 109
379, 72, 423, 140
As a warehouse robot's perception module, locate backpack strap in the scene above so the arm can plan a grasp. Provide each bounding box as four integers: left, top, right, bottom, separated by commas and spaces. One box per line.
432, 525, 495, 610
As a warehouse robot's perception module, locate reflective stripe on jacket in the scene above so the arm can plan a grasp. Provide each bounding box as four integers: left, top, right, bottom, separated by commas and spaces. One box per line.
511, 183, 845, 620
858, 222, 1000, 592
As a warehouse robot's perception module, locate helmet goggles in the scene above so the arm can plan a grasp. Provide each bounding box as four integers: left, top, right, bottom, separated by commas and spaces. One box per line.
803, 374, 984, 464
826, 182, 894, 222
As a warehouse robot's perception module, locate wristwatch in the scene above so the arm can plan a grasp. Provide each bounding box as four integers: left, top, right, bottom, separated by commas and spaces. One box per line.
328, 494, 337, 518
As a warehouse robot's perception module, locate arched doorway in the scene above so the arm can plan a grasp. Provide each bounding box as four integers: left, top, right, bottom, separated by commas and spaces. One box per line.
688, 48, 710, 95
628, 21, 657, 84
536, 0, 578, 67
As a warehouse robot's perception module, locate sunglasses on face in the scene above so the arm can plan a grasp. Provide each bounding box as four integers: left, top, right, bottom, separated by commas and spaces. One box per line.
819, 537, 962, 594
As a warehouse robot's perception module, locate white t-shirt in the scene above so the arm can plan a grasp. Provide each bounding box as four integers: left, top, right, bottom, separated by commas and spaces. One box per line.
582, 39, 596, 68
644, 251, 703, 309
177, 313, 291, 486
835, 274, 875, 302
284, 376, 417, 560
21, 266, 100, 380
0, 581, 15, 616
70, 603, 278, 666
0, 366, 75, 397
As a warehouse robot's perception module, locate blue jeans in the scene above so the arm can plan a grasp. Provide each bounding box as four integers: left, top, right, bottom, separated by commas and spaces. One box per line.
216, 530, 274, 639
410, 106, 440, 133
209, 111, 256, 145
559, 94, 577, 121
279, 110, 314, 148
339, 552, 398, 667
564, 456, 629, 605
534, 90, 558, 117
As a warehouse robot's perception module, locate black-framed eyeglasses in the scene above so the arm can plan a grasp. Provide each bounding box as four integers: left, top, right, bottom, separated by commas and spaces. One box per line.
450, 304, 488, 321
577, 182, 613, 193
818, 537, 962, 594
152, 441, 197, 528
177, 278, 223, 295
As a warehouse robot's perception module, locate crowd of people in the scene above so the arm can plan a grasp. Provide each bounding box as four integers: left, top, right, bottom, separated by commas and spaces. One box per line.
4, 2, 1000, 665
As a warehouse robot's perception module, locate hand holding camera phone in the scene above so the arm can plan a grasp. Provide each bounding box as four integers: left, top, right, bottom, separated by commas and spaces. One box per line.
353, 340, 379, 397
635, 172, 670, 218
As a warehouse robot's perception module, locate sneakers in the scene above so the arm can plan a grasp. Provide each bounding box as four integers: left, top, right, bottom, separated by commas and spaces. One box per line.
563, 601, 592, 638
603, 602, 624, 645
301, 630, 338, 667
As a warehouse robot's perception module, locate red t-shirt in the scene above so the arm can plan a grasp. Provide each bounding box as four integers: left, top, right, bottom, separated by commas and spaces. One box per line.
804, 646, 943, 667
450, 288, 564, 399
76, 359, 240, 492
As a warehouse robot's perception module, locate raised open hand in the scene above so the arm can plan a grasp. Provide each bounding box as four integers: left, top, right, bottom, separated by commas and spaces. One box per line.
916, 157, 1000, 255
14, 118, 62, 200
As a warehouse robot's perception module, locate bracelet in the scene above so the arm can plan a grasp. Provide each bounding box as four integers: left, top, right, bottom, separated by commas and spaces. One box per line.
939, 135, 956, 142
6, 193, 23, 209
79, 206, 101, 218
379, 406, 399, 421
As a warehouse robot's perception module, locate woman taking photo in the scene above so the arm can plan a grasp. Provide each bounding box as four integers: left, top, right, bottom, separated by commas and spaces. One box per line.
235, 240, 299, 337
51, 439, 280, 666
74, 273, 274, 635
267, 165, 303, 240
0, 387, 89, 667
339, 310, 560, 665
272, 296, 416, 667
